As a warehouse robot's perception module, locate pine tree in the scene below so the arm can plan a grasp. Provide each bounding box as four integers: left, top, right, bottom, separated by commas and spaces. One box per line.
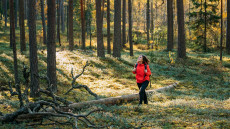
188, 0, 220, 52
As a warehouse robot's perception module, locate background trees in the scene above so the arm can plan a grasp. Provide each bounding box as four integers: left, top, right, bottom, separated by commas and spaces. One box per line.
47, 0, 57, 92
96, 0, 105, 57
113, 0, 121, 58
28, 0, 39, 97
177, 0, 186, 58
19, 0, 26, 52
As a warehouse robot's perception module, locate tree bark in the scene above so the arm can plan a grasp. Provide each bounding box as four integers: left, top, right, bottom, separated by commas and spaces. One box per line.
69, 0, 74, 50
204, 0, 207, 52
150, 1, 153, 41
57, 0, 61, 46
96, 0, 105, 57
113, 0, 121, 58
220, 0, 223, 61
177, 0, 186, 59
167, 0, 173, 51
147, 0, 150, 49
4, 0, 7, 27
10, 0, 19, 85
227, 0, 230, 54
128, 0, 133, 56
68, 83, 178, 110
61, 0, 65, 33
47, 0, 57, 93
15, 0, 18, 28
67, 4, 69, 41
122, 0, 126, 48
107, 0, 111, 54
80, 0, 86, 50
40, 0, 47, 45
19, 0, 26, 52
28, 0, 40, 97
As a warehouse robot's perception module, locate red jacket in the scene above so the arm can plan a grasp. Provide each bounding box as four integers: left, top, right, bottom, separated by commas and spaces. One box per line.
132, 63, 151, 83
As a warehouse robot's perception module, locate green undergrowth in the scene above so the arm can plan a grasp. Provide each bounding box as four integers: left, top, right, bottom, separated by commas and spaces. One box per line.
0, 25, 230, 128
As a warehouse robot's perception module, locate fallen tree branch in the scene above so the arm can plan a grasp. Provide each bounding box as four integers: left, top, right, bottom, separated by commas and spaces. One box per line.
39, 89, 73, 106
65, 84, 98, 99
67, 83, 179, 110
65, 61, 98, 99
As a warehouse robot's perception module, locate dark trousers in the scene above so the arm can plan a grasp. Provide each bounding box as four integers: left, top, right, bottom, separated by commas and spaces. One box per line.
137, 81, 149, 104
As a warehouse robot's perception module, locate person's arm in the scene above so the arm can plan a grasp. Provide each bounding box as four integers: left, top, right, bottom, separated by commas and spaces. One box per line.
132, 64, 137, 74
145, 65, 151, 76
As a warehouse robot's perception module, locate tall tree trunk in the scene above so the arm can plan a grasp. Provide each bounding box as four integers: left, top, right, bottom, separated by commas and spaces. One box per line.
167, 0, 173, 51
28, 0, 40, 97
10, 0, 19, 84
11, 0, 24, 107
177, 0, 186, 59
4, 0, 7, 27
128, 0, 133, 56
15, 0, 18, 28
227, 0, 230, 54
61, 0, 65, 33
107, 0, 111, 54
80, 0, 86, 50
57, 0, 61, 46
150, 1, 153, 41
113, 0, 121, 58
122, 0, 126, 48
69, 0, 74, 50
47, 0, 57, 92
147, 0, 150, 49
220, 0, 223, 61
40, 0, 47, 45
24, 0, 27, 19
67, 4, 69, 41
204, 0, 207, 52
19, 0, 26, 52
96, 0, 105, 57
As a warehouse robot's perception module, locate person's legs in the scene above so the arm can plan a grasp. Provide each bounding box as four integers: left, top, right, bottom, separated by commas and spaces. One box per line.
137, 83, 142, 89
144, 90, 148, 104
139, 81, 149, 104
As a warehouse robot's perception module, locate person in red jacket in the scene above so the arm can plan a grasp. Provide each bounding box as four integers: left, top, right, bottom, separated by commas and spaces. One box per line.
132, 55, 151, 105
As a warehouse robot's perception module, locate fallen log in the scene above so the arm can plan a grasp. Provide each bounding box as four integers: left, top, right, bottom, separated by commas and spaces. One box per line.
68, 82, 179, 110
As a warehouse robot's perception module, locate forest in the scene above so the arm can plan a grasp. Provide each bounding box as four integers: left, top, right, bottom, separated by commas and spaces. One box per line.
0, 0, 229, 128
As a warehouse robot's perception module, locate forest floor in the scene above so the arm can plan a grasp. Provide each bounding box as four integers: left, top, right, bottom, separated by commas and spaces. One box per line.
0, 26, 230, 128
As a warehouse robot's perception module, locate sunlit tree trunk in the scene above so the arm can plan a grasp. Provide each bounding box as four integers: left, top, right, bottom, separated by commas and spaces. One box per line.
150, 1, 153, 41
96, 0, 105, 57
113, 0, 121, 58
122, 0, 126, 48
220, 0, 223, 60
107, 0, 111, 54
40, 0, 47, 45
28, 0, 40, 97
128, 0, 133, 56
69, 0, 74, 50
177, 0, 186, 58
227, 0, 230, 54
4, 0, 7, 27
204, 0, 207, 52
19, 0, 26, 52
167, 0, 173, 51
67, 4, 69, 41
147, 0, 150, 49
80, 0, 86, 50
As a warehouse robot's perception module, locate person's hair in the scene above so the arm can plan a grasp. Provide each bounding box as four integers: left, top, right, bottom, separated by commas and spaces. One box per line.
142, 55, 150, 64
